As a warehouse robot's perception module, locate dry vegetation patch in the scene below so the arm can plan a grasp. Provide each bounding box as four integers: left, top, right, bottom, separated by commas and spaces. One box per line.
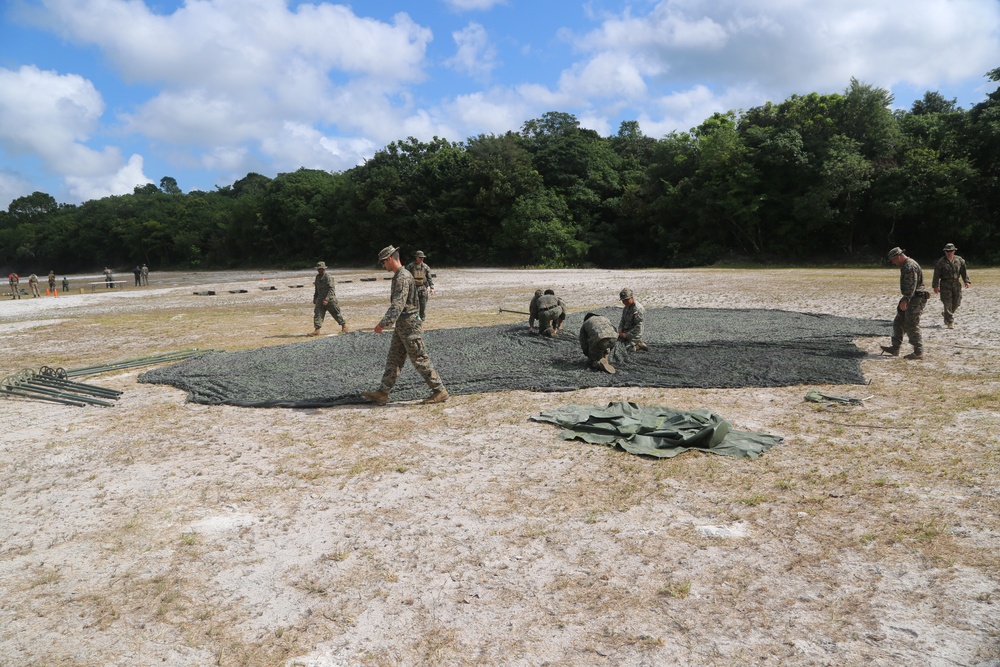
1, 267, 998, 666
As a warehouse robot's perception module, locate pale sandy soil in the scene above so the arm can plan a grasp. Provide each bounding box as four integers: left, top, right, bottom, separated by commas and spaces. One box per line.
1, 267, 998, 667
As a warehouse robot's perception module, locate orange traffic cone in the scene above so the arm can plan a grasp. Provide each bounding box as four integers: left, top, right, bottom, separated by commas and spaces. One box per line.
54, 289, 59, 297
45, 288, 50, 296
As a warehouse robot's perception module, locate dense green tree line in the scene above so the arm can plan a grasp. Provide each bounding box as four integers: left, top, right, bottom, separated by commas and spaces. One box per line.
3, 73, 999, 273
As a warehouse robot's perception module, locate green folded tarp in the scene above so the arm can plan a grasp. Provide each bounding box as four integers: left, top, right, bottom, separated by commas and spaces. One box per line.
531, 401, 783, 459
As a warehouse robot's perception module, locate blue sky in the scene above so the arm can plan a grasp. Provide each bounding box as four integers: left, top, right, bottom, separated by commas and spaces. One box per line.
1, 0, 999, 210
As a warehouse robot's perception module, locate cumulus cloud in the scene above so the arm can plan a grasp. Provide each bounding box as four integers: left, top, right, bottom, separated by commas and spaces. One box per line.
575, 0, 1000, 95
0, 65, 150, 201
446, 22, 499, 82
64, 154, 152, 202
443, 0, 508, 10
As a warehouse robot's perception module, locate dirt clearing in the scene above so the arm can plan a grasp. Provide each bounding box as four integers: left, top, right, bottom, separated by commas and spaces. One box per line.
1, 267, 998, 667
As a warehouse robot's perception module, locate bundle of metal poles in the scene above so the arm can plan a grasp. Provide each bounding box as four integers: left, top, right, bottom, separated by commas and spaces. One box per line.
1, 367, 122, 407
62, 349, 208, 378
1, 350, 209, 407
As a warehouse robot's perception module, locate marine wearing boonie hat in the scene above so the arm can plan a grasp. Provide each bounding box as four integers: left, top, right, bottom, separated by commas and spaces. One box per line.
887, 247, 905, 259
378, 245, 397, 262
415, 250, 425, 258
315, 261, 327, 269
619, 287, 633, 301
943, 243, 958, 252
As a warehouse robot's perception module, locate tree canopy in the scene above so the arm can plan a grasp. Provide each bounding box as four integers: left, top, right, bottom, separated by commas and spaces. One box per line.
3, 73, 999, 272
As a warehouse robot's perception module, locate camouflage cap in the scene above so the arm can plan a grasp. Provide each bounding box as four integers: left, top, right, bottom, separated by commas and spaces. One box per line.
943, 243, 958, 252
415, 250, 425, 258
377, 245, 397, 262
315, 261, 327, 269
887, 247, 905, 260
619, 287, 633, 301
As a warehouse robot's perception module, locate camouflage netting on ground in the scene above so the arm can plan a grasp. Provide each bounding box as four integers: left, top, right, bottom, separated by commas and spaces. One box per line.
139, 307, 890, 408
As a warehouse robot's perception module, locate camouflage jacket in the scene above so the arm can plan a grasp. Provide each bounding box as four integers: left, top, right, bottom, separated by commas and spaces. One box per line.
618, 300, 645, 342
313, 271, 337, 303
378, 267, 419, 329
932, 255, 970, 288
898, 258, 925, 299
405, 261, 434, 289
580, 315, 617, 356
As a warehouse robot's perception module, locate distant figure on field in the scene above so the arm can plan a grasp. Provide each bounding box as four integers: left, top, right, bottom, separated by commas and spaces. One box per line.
134, 265, 142, 286
141, 264, 149, 286
881, 247, 928, 360
529, 289, 566, 337
308, 261, 348, 336
580, 313, 618, 374
618, 287, 648, 351
932, 243, 971, 329
62, 276, 69, 293
404, 250, 435, 320
8, 272, 20, 299
361, 245, 448, 406
28, 273, 41, 297
47, 270, 56, 294
103, 267, 113, 288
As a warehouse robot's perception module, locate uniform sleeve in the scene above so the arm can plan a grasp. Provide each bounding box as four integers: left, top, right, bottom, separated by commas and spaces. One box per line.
378, 271, 410, 328
900, 264, 918, 298
932, 259, 943, 289
960, 258, 970, 284
424, 265, 434, 289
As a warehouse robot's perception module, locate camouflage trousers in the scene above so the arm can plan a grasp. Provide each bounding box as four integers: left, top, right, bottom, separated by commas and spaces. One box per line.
313, 299, 345, 329
586, 337, 616, 365
891, 292, 927, 353
415, 287, 429, 320
8, 282, 19, 299
379, 316, 444, 394
538, 308, 565, 336
939, 281, 963, 325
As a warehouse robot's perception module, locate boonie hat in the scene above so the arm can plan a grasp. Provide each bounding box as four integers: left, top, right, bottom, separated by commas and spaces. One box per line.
315, 261, 327, 269
415, 250, 425, 258
943, 243, 958, 252
887, 247, 905, 259
378, 245, 397, 262
619, 287, 633, 300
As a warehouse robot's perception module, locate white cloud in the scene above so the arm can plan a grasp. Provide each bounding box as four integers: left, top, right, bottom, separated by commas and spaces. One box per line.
443, 0, 508, 10
446, 22, 499, 82
64, 154, 151, 202
0, 170, 33, 211
0, 65, 150, 201
575, 0, 1000, 95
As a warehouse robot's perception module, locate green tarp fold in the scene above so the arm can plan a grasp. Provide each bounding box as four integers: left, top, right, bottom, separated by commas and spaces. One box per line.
531, 401, 783, 459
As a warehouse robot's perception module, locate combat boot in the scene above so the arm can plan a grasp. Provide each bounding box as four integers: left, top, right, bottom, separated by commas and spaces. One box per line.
596, 357, 616, 374
904, 350, 924, 360
308, 328, 321, 337
946, 322, 954, 329
879, 345, 899, 356
636, 341, 649, 351
340, 323, 350, 333
422, 388, 449, 404
361, 390, 389, 405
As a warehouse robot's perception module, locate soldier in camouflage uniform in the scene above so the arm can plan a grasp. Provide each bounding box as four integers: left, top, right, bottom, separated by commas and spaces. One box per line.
932, 243, 971, 329
28, 273, 41, 297
361, 246, 448, 406
618, 287, 648, 351
404, 250, 435, 320
308, 261, 349, 336
531, 289, 566, 337
580, 313, 618, 373
48, 271, 56, 295
8, 272, 20, 299
881, 247, 929, 360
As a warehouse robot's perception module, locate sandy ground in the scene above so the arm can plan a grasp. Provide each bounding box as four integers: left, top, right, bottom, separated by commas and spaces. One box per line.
0, 266, 998, 667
